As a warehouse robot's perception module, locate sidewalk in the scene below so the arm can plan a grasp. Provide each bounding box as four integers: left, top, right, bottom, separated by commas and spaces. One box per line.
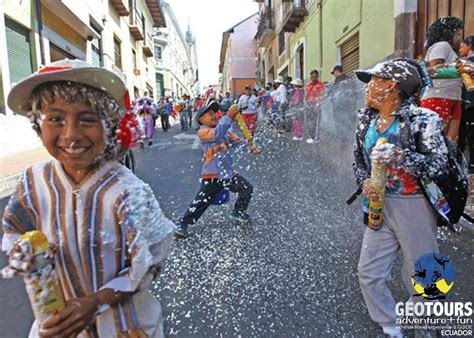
0, 147, 52, 198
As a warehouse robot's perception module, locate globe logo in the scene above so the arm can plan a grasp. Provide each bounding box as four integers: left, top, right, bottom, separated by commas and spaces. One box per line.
411, 253, 456, 300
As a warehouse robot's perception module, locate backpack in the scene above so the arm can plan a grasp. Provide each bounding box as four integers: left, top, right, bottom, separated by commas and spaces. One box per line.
418, 138, 469, 230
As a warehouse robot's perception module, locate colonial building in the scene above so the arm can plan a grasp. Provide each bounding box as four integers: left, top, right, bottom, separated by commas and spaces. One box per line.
256, 0, 473, 86
153, 1, 199, 99
0, 0, 165, 156
219, 13, 258, 98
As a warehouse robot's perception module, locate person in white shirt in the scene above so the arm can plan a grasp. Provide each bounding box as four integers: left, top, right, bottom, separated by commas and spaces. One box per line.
420, 16, 464, 143
237, 85, 259, 135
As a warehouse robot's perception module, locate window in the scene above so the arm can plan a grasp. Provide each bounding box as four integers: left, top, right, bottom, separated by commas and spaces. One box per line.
114, 37, 122, 69
132, 49, 137, 69
278, 30, 285, 55
154, 45, 162, 60
90, 20, 103, 67
340, 33, 359, 76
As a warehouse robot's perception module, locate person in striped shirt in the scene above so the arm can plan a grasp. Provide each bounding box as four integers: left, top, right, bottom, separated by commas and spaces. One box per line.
2, 59, 175, 337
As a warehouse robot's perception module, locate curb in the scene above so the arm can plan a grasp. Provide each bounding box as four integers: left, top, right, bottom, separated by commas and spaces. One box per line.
0, 173, 21, 199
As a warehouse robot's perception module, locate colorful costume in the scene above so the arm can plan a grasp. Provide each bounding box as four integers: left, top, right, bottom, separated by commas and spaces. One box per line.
2, 160, 175, 338
179, 115, 253, 229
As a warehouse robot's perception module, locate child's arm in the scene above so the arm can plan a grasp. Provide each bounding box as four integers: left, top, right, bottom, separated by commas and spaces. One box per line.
198, 105, 239, 143
2, 170, 37, 252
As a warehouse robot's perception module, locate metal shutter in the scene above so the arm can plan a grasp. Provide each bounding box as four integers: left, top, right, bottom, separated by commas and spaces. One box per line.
5, 17, 34, 85
341, 33, 359, 76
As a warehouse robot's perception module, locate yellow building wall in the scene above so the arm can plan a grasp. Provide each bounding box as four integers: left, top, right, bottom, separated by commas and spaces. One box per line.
288, 0, 395, 83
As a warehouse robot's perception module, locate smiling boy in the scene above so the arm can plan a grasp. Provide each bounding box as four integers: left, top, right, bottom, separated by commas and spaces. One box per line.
2, 59, 175, 337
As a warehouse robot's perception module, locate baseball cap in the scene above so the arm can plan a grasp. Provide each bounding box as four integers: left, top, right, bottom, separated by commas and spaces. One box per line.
195, 100, 220, 124
8, 59, 128, 116
331, 65, 343, 74
355, 58, 422, 98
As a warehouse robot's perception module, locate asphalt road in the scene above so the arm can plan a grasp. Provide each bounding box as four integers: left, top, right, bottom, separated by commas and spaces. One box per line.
0, 117, 473, 337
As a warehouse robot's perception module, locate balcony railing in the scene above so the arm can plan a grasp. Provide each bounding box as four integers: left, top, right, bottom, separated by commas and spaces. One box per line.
256, 7, 275, 47
281, 0, 308, 33
143, 34, 154, 57
129, 8, 144, 40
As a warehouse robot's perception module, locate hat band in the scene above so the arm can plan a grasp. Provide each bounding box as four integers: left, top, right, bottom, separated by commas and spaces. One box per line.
38, 66, 73, 74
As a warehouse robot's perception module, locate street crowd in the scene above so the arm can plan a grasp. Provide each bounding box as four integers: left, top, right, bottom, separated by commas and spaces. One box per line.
1, 15, 474, 338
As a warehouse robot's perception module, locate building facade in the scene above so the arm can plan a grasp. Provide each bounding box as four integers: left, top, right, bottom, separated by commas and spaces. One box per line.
153, 1, 198, 99
219, 13, 258, 98
256, 0, 473, 86
0, 0, 165, 156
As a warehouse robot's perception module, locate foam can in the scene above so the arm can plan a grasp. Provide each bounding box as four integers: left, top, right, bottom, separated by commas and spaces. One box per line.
4, 231, 65, 324
368, 138, 388, 230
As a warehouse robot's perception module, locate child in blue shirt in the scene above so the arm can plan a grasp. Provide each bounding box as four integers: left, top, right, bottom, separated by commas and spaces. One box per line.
175, 101, 259, 238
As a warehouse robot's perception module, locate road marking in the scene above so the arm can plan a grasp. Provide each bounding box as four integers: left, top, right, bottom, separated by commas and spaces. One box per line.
192, 138, 200, 149
173, 133, 198, 140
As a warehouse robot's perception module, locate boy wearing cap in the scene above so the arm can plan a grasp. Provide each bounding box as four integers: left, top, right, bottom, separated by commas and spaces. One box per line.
353, 59, 449, 337
2, 60, 174, 337
175, 102, 260, 238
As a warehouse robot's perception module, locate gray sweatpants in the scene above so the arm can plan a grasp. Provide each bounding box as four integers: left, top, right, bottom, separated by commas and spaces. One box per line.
358, 194, 439, 328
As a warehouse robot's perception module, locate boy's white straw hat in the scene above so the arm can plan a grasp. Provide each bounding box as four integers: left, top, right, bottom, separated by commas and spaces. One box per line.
274, 76, 284, 84
291, 78, 303, 86
8, 59, 128, 116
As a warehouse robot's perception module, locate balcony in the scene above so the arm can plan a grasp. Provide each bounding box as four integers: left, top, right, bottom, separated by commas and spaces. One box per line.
129, 9, 144, 40
256, 7, 275, 48
281, 0, 308, 33
110, 0, 129, 16
142, 34, 154, 58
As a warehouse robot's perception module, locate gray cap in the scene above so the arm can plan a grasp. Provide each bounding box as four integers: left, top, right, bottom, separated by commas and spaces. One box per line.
356, 59, 422, 98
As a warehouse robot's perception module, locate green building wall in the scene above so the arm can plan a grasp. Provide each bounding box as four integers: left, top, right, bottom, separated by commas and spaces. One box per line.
288, 0, 395, 83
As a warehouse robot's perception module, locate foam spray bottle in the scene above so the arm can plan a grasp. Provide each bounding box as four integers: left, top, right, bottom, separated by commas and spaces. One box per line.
368, 138, 388, 230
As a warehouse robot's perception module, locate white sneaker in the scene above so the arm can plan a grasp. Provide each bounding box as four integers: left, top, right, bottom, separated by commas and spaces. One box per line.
306, 138, 315, 144
292, 136, 303, 141
382, 325, 403, 338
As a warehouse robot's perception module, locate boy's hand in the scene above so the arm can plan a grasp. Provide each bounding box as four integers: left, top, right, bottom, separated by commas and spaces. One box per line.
362, 179, 380, 202
39, 295, 99, 337
227, 104, 239, 119
249, 144, 261, 155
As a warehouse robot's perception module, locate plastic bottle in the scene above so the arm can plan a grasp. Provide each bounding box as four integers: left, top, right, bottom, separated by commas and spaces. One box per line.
368, 138, 388, 230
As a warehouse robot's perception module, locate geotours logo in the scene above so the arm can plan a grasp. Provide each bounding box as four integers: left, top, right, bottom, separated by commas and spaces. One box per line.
395, 253, 472, 337
411, 253, 456, 300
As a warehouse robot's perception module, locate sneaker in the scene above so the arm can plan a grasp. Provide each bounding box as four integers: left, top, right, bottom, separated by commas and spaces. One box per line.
306, 138, 315, 144
148, 141, 152, 146
292, 136, 303, 141
382, 325, 403, 338
175, 224, 189, 238
230, 212, 252, 224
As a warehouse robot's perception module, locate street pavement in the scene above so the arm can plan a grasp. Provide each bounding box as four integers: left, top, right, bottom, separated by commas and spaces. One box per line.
0, 117, 473, 337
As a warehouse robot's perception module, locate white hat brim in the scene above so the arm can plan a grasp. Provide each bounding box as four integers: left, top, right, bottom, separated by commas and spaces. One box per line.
8, 67, 127, 116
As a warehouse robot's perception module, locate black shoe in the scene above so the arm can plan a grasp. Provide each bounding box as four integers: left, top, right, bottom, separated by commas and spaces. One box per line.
148, 141, 152, 146
230, 212, 252, 224
175, 224, 189, 238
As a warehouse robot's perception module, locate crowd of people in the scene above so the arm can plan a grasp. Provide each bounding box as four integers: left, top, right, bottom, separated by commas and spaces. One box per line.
1, 13, 474, 338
